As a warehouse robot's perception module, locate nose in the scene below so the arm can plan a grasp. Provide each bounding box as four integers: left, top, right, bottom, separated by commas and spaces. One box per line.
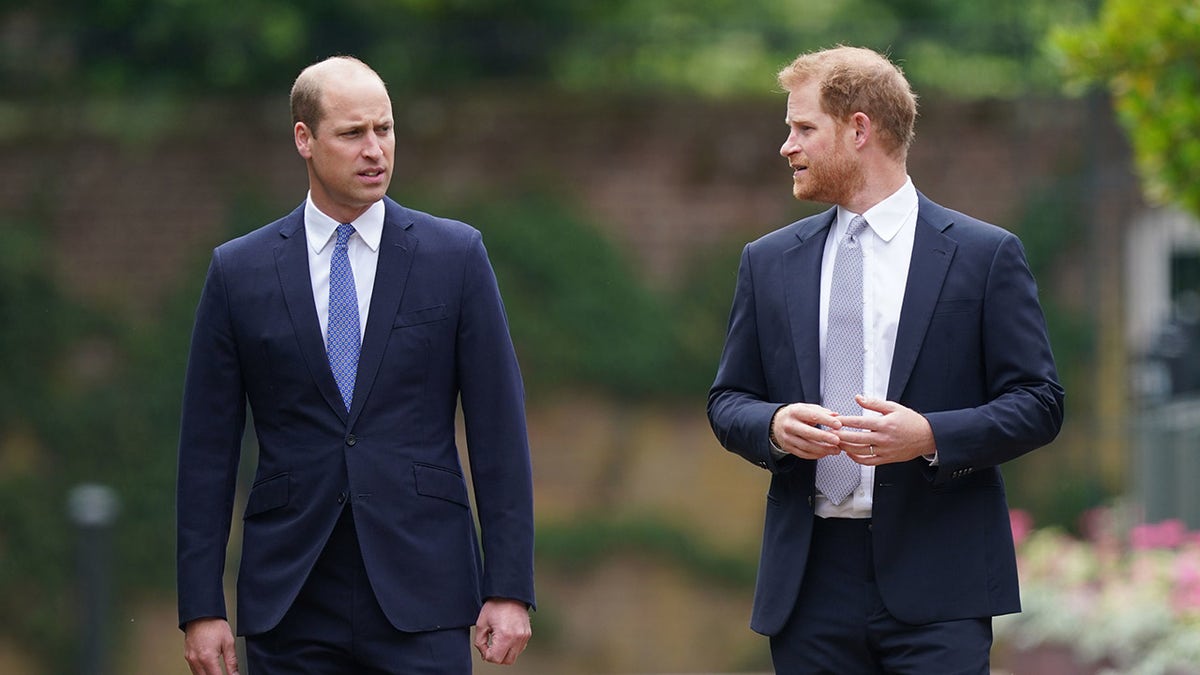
780, 131, 798, 158
362, 133, 382, 158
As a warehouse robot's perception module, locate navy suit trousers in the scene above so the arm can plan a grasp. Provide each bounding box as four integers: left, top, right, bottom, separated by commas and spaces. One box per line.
770, 517, 991, 674
246, 507, 472, 674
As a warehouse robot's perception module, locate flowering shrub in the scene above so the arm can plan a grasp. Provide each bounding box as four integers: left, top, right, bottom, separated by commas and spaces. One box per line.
996, 507, 1200, 674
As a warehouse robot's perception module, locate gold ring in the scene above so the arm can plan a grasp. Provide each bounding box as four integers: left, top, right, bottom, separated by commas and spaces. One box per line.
869, 445, 876, 456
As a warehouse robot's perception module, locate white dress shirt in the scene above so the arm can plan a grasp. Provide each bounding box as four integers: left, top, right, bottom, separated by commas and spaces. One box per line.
814, 177, 918, 518
305, 194, 384, 343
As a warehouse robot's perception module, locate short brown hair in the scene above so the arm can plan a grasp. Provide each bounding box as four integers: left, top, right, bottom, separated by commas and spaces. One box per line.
289, 56, 380, 136
778, 46, 917, 157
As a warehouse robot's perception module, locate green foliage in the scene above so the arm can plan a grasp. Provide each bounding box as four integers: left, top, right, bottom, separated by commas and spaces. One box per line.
1003, 178, 1110, 530
4, 0, 596, 97
1051, 0, 1200, 219
0, 215, 114, 672
552, 0, 1093, 99
5, 0, 1091, 100
0, 199, 249, 672
670, 241, 745, 395
426, 190, 735, 400
1015, 181, 1096, 407
0, 214, 93, 670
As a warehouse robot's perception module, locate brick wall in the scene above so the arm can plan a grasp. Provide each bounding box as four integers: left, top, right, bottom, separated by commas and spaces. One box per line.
0, 91, 1138, 314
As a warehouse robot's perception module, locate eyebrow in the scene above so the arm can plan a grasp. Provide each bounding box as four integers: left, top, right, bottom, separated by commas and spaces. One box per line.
334, 118, 393, 132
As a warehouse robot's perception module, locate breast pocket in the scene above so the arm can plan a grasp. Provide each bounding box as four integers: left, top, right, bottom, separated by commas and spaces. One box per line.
394, 304, 448, 328
932, 297, 981, 316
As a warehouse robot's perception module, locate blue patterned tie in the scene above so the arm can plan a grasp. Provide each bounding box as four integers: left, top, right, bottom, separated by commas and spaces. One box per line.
816, 215, 869, 505
327, 223, 360, 412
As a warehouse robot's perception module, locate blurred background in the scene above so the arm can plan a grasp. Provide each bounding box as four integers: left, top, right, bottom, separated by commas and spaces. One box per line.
2, 0, 1199, 673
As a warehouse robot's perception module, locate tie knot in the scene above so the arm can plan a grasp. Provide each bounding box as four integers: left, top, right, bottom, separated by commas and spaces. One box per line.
336, 223, 356, 247
847, 215, 868, 239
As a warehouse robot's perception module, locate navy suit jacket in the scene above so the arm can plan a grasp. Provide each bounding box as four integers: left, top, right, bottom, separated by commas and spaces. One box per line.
708, 193, 1064, 635
177, 197, 535, 636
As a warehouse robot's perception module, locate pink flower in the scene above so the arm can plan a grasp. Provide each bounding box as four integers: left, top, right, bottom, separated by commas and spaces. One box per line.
1131, 519, 1188, 550
1172, 554, 1200, 614
1010, 509, 1033, 547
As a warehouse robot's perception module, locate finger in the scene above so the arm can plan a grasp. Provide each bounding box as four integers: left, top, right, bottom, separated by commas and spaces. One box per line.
783, 416, 842, 445
835, 427, 877, 447
835, 413, 881, 431
473, 627, 491, 657
490, 630, 529, 664
783, 404, 841, 429
191, 657, 220, 675
777, 428, 835, 452
224, 648, 240, 675
784, 437, 842, 459
855, 394, 897, 414
840, 443, 874, 457
849, 446, 878, 461
795, 427, 842, 447
484, 642, 510, 665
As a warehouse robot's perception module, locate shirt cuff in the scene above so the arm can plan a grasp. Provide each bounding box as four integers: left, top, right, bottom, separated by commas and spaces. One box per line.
768, 407, 788, 460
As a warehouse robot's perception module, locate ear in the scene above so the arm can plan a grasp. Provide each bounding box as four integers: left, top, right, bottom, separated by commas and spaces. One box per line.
294, 122, 313, 159
849, 112, 871, 150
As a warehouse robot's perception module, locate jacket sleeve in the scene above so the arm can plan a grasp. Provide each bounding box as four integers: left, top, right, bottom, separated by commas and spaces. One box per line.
708, 245, 798, 474
923, 233, 1065, 485
456, 232, 536, 609
176, 250, 247, 629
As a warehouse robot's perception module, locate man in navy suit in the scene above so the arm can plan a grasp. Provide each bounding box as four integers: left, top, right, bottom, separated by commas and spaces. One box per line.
177, 56, 534, 674
707, 46, 1064, 673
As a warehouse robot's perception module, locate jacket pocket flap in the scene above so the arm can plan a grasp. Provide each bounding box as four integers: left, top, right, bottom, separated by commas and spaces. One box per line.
244, 472, 290, 518
394, 304, 448, 327
413, 462, 469, 507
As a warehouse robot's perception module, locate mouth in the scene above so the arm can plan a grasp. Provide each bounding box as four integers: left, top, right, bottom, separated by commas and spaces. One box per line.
791, 164, 807, 177
358, 167, 387, 183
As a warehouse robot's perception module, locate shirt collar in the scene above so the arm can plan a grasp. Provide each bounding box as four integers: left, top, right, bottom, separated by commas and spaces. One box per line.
304, 193, 385, 254
835, 176, 918, 243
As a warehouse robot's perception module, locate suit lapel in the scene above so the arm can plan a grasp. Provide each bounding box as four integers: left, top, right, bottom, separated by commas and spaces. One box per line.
348, 200, 416, 426
274, 207, 349, 421
784, 210, 835, 404
888, 194, 956, 401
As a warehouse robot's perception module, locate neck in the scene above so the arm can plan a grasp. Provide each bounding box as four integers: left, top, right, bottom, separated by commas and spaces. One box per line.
843, 163, 907, 215
311, 196, 372, 225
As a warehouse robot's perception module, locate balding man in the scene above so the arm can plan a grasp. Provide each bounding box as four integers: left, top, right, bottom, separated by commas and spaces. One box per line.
177, 56, 535, 674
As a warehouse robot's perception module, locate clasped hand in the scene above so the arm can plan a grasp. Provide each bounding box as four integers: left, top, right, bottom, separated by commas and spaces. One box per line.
770, 394, 935, 464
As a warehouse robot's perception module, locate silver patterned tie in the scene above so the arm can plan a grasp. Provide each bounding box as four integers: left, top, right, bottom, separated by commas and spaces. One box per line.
815, 215, 869, 505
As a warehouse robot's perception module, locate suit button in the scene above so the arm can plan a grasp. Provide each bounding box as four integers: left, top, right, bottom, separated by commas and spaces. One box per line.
346, 434, 357, 447
337, 492, 347, 504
